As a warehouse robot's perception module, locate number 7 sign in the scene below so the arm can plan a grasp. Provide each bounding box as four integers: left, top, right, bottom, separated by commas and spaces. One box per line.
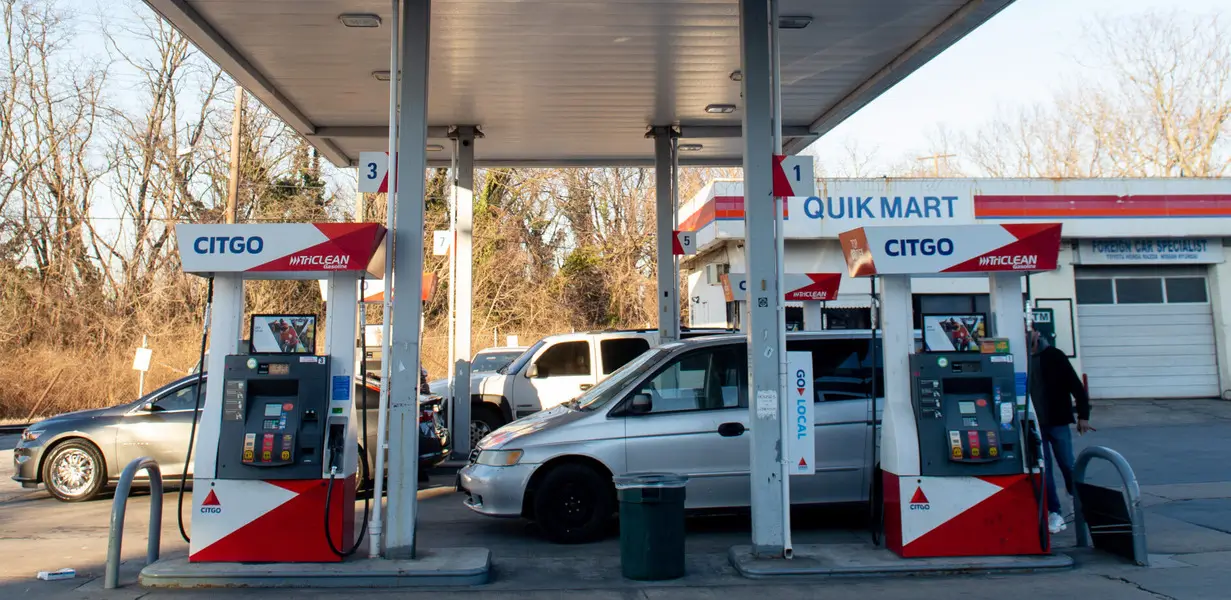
772, 155, 815, 198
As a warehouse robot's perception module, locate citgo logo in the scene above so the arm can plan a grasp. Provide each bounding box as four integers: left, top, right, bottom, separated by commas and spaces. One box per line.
200, 490, 222, 514
909, 486, 930, 511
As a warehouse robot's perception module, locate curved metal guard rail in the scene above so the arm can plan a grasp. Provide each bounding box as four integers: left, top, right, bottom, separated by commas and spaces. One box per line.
1072, 445, 1148, 567
105, 457, 163, 589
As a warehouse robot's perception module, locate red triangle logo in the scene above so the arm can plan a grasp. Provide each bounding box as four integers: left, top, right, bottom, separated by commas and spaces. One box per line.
910, 487, 929, 504
797, 388, 806, 395
202, 490, 221, 507
798, 457, 808, 467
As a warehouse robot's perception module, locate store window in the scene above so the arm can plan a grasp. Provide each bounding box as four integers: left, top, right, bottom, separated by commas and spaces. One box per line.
1076, 275, 1208, 305
1165, 277, 1209, 303
912, 295, 991, 329
1114, 278, 1164, 304
1075, 279, 1114, 304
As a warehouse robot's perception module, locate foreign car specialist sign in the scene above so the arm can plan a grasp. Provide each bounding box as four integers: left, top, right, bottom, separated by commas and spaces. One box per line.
1078, 238, 1224, 265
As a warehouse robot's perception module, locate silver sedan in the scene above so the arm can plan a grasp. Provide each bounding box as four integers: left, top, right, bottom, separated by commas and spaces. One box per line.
458, 331, 882, 543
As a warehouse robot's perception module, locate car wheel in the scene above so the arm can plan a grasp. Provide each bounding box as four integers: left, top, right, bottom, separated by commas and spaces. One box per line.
42, 440, 106, 502
471, 405, 504, 449
533, 463, 614, 544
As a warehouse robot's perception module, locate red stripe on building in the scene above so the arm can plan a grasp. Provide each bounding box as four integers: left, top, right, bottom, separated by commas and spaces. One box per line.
975, 194, 1231, 218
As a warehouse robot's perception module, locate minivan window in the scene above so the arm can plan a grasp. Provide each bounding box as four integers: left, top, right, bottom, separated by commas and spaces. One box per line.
630, 345, 745, 414
534, 341, 591, 377
576, 348, 668, 411
786, 338, 882, 402
600, 338, 650, 374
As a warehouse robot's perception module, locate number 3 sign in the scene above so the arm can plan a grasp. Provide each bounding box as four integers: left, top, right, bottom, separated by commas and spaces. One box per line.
358, 151, 393, 193
772, 155, 815, 198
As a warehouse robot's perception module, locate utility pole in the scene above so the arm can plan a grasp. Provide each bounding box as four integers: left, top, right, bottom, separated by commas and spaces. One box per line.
916, 152, 955, 177
225, 86, 245, 224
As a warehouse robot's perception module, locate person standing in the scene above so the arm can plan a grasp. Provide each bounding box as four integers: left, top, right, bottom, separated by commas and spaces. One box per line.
1029, 329, 1094, 534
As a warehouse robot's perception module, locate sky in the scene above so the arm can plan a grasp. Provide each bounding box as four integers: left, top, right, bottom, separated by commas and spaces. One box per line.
802, 0, 1231, 174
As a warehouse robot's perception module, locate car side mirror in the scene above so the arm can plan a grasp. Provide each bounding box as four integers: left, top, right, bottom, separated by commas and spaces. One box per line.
142, 402, 159, 412
630, 393, 652, 414
526, 364, 540, 379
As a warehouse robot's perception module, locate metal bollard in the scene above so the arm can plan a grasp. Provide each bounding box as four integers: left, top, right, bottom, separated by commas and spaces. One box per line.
1072, 446, 1148, 567
105, 457, 163, 589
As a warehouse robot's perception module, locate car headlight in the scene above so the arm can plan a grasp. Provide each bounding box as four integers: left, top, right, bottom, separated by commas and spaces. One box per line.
476, 449, 523, 467
20, 430, 43, 443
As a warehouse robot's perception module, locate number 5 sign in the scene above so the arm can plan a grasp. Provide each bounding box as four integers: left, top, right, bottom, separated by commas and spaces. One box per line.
772, 155, 815, 198
358, 151, 393, 193
672, 230, 696, 255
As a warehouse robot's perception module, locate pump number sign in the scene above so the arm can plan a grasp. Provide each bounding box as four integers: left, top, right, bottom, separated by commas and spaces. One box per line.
787, 351, 815, 476
358, 152, 392, 193
772, 155, 815, 198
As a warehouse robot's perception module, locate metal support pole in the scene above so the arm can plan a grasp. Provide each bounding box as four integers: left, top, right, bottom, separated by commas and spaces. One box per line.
654, 127, 681, 343
385, 0, 430, 560
369, 0, 400, 559
452, 126, 476, 457
768, 0, 793, 558
740, 0, 787, 558
446, 141, 458, 450
990, 272, 1029, 402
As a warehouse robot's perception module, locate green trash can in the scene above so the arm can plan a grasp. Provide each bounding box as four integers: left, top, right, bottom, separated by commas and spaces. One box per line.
613, 472, 688, 581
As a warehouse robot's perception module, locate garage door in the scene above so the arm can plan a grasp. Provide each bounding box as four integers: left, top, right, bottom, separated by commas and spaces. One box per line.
1076, 269, 1219, 399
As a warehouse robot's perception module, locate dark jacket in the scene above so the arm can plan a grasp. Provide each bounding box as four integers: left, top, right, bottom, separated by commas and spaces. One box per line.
1030, 345, 1091, 428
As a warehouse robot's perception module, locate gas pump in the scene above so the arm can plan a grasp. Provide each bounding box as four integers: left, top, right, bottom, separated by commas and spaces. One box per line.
175, 222, 386, 563
839, 223, 1063, 558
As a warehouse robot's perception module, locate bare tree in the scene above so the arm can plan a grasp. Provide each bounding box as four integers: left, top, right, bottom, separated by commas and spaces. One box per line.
959, 10, 1231, 178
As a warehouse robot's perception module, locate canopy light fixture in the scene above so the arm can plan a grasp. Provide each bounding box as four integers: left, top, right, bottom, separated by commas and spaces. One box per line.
678, 144, 704, 152
729, 70, 743, 82
372, 71, 391, 81
426, 144, 445, 152
705, 104, 737, 114
339, 13, 382, 28
779, 15, 813, 30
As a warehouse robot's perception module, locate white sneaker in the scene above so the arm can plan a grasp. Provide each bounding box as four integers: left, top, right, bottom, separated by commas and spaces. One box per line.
1048, 512, 1067, 534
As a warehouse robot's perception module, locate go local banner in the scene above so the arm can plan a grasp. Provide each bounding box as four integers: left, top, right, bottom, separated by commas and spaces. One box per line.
177, 223, 386, 274
838, 223, 1062, 277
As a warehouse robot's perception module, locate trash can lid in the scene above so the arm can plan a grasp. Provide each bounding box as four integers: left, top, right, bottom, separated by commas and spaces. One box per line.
613, 472, 688, 490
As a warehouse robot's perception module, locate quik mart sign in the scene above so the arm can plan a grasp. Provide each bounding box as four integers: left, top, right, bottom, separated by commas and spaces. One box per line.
1077, 238, 1224, 265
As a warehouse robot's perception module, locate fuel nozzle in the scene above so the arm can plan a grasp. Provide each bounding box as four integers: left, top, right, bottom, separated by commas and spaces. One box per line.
325, 422, 346, 471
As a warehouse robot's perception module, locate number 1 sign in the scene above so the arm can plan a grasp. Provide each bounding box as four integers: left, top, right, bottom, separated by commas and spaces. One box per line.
772, 155, 815, 198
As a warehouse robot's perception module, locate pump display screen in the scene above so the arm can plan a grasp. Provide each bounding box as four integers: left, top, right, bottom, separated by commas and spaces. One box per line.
263, 403, 282, 417
267, 363, 289, 376
958, 401, 977, 415
922, 314, 986, 352
250, 314, 317, 354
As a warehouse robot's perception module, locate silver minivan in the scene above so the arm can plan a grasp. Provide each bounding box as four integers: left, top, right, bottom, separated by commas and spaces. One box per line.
457, 330, 886, 543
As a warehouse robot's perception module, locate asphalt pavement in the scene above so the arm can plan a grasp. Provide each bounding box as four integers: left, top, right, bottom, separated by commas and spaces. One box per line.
2, 399, 1231, 599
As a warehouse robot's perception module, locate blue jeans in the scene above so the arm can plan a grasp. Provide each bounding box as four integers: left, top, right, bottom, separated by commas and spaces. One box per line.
1041, 425, 1075, 516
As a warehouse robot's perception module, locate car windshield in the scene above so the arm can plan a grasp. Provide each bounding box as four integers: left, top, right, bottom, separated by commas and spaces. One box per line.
574, 348, 669, 411
499, 340, 546, 375
472, 350, 522, 373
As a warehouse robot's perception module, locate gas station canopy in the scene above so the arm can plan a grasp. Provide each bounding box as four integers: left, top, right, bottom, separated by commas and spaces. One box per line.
144, 0, 1013, 168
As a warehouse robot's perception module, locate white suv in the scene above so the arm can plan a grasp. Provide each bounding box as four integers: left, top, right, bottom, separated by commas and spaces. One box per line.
469, 329, 725, 440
